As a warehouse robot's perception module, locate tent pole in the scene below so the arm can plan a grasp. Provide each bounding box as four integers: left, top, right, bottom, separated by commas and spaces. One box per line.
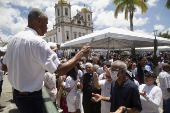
107, 37, 110, 60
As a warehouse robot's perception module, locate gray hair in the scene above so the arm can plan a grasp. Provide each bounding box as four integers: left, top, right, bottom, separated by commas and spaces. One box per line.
85, 62, 93, 67
28, 8, 47, 26
111, 60, 127, 71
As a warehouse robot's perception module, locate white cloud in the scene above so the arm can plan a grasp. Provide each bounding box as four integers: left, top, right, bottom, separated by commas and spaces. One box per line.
154, 24, 165, 31
134, 29, 151, 35
94, 10, 149, 29
155, 14, 160, 20
147, 0, 159, 7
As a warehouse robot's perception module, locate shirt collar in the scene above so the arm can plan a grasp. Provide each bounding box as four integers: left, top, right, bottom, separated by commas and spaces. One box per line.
25, 27, 39, 36
116, 78, 128, 88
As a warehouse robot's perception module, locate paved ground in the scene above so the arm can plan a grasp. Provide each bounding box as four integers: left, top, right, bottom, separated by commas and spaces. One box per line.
0, 75, 19, 113
0, 75, 163, 113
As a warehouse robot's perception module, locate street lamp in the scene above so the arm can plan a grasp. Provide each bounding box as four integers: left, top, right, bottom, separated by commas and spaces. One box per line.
153, 30, 158, 75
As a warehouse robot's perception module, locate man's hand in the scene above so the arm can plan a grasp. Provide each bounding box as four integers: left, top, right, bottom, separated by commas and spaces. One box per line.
56, 43, 61, 49
93, 72, 98, 80
91, 93, 103, 102
77, 82, 83, 89
114, 106, 126, 113
80, 44, 91, 57
103, 65, 110, 76
139, 90, 146, 96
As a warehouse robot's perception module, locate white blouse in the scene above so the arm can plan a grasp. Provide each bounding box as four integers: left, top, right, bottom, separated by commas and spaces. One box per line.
139, 84, 162, 113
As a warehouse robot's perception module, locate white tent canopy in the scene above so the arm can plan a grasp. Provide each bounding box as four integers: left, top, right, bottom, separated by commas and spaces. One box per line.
136, 46, 170, 52
61, 27, 170, 49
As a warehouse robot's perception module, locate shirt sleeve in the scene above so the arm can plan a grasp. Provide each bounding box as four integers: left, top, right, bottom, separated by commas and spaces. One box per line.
65, 76, 71, 88
78, 70, 83, 78
165, 76, 170, 88
142, 87, 162, 111
34, 41, 60, 73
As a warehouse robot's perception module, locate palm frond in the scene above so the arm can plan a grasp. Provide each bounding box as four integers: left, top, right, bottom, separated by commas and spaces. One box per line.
133, 0, 148, 14
114, 2, 128, 18
125, 6, 129, 20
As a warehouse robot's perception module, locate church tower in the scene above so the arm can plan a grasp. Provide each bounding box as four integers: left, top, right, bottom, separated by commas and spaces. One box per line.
55, 0, 71, 24
44, 0, 93, 45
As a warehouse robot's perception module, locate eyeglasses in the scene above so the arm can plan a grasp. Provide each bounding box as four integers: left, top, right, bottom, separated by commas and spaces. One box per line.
144, 74, 153, 78
86, 67, 91, 69
142, 60, 148, 62
111, 68, 123, 71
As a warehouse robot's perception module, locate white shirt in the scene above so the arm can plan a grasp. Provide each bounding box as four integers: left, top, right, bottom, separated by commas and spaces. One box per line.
65, 76, 79, 99
97, 67, 105, 75
77, 70, 83, 82
159, 70, 170, 100
98, 73, 106, 81
99, 80, 111, 113
139, 84, 162, 113
3, 27, 60, 92
109, 59, 113, 64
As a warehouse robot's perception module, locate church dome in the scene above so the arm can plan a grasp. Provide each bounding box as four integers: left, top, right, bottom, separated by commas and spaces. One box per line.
81, 4, 89, 12
58, 0, 67, 4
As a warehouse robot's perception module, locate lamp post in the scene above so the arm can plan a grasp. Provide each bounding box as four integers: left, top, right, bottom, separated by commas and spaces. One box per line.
153, 30, 158, 75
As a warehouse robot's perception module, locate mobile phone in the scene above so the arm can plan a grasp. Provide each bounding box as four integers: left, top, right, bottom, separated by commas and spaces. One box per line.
88, 37, 95, 46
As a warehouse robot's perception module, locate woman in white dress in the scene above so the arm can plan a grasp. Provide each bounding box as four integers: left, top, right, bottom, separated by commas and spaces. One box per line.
65, 68, 81, 113
139, 70, 162, 113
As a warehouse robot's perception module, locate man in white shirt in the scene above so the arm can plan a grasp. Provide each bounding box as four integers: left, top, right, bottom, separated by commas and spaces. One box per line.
159, 63, 170, 113
2, 8, 90, 113
93, 65, 113, 113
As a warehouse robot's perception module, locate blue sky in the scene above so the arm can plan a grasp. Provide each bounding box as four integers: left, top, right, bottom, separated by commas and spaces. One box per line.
0, 0, 170, 42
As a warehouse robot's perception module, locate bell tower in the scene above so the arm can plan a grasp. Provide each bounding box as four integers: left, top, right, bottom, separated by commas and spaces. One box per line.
55, 0, 71, 24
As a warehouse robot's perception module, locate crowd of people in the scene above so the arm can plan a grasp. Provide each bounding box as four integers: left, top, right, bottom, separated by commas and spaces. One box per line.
0, 8, 170, 113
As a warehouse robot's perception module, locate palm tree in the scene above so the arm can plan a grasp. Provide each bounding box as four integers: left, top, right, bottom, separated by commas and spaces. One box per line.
113, 0, 148, 31
165, 0, 170, 9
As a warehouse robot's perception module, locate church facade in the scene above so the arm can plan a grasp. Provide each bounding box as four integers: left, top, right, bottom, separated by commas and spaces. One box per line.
43, 0, 93, 44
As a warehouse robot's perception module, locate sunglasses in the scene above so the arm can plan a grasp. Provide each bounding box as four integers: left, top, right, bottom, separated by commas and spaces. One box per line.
144, 74, 153, 78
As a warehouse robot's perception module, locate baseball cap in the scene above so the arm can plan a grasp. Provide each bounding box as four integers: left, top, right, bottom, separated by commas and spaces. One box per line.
144, 70, 157, 78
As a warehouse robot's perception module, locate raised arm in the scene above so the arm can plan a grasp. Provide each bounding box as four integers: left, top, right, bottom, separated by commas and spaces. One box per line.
93, 72, 101, 89
56, 44, 90, 76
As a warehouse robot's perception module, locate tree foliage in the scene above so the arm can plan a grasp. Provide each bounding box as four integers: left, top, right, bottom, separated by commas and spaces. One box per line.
165, 0, 170, 9
113, 0, 148, 31
158, 30, 170, 39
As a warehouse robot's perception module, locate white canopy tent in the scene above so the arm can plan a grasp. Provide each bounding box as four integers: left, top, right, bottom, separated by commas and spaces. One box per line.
136, 46, 170, 52
61, 27, 170, 49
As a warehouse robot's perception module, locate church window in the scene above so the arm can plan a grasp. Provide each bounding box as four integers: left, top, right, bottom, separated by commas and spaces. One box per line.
50, 38, 51, 42
79, 33, 81, 37
88, 14, 90, 21
54, 37, 55, 42
57, 9, 60, 16
65, 8, 68, 16
58, 28, 60, 32
74, 33, 77, 39
66, 31, 69, 40
89, 23, 90, 26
